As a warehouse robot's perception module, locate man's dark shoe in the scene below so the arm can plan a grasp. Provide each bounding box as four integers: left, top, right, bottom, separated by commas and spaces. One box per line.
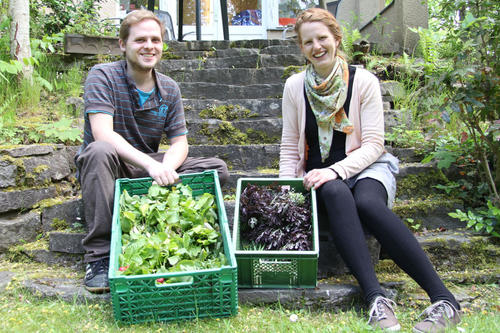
84, 258, 110, 293
413, 300, 461, 333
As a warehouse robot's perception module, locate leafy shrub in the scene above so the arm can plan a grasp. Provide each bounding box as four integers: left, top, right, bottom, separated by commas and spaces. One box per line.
449, 201, 500, 238
418, 0, 500, 204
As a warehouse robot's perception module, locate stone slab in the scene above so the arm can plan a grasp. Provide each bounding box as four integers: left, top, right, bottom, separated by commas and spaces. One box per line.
0, 159, 17, 188
0, 271, 15, 292
49, 232, 86, 254
260, 45, 302, 55
23, 150, 72, 184
417, 231, 497, 270
187, 118, 282, 145
158, 54, 261, 72
178, 82, 284, 100
259, 54, 306, 67
0, 211, 41, 252
0, 144, 54, 157
190, 144, 280, 173
0, 186, 58, 213
64, 33, 120, 55
380, 80, 406, 99
26, 249, 84, 270
183, 98, 282, 119
238, 283, 397, 311
42, 197, 84, 231
23, 277, 109, 303
169, 67, 286, 85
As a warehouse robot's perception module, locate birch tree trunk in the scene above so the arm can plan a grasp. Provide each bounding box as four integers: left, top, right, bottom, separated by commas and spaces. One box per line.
9, 0, 33, 82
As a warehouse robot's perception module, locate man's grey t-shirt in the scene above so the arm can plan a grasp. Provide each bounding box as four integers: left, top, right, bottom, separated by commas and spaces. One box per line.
79, 60, 187, 156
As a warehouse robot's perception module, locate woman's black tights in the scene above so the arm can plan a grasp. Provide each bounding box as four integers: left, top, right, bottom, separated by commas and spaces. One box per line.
317, 177, 459, 308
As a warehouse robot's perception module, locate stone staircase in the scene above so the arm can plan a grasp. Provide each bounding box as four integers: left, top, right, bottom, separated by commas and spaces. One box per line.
2, 39, 497, 306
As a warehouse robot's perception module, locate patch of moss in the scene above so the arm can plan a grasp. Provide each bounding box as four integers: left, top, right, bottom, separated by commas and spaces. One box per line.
199, 122, 249, 145
161, 51, 181, 60
392, 196, 461, 220
33, 196, 72, 210
246, 128, 280, 144
198, 121, 280, 145
256, 168, 279, 175
33, 164, 49, 174
6, 236, 49, 262
199, 104, 257, 121
281, 65, 305, 80
51, 218, 69, 231
422, 234, 500, 271
396, 170, 448, 199
0, 144, 22, 150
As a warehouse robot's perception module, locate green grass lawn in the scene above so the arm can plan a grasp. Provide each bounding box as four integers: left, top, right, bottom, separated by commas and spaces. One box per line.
1, 259, 499, 332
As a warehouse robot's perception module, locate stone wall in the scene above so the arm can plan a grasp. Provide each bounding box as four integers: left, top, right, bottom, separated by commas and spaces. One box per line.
0, 145, 82, 252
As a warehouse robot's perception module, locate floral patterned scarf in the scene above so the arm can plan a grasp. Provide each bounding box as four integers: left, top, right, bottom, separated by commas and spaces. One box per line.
304, 56, 354, 162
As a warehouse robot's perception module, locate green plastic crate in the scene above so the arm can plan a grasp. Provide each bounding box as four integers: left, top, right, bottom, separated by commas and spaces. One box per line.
109, 170, 238, 324
232, 178, 319, 289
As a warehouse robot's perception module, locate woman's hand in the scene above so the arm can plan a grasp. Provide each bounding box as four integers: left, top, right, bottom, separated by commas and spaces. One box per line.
304, 168, 338, 190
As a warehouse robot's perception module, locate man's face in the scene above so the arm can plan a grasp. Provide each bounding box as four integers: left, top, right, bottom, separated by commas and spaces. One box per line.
119, 19, 163, 73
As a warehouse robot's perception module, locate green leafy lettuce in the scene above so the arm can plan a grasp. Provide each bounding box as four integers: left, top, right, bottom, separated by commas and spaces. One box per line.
118, 183, 226, 279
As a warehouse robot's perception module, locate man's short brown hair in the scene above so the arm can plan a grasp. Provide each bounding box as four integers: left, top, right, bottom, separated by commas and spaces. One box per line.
120, 9, 165, 42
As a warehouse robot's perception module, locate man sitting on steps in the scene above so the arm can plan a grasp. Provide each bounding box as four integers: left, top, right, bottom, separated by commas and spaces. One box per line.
75, 9, 228, 293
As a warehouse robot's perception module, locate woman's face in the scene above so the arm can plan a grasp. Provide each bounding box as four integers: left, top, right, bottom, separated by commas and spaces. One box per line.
299, 21, 340, 78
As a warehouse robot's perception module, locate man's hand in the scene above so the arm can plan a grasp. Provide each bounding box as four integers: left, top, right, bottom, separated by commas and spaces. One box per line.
146, 160, 179, 186
304, 168, 338, 190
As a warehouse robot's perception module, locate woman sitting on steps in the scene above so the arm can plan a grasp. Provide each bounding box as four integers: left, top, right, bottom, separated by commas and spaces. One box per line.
279, 8, 461, 333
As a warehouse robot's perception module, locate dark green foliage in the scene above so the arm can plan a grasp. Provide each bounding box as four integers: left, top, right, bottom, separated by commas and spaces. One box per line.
239, 183, 312, 251
419, 0, 499, 206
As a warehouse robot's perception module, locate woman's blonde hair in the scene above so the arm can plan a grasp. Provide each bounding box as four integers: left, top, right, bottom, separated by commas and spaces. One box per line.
294, 8, 342, 46
120, 9, 165, 42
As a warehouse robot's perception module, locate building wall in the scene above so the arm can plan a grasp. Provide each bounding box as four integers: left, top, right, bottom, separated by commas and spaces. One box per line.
97, 0, 121, 20
331, 0, 427, 54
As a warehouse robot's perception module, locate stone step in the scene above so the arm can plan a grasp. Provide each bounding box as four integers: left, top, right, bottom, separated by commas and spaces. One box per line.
393, 196, 464, 230
415, 230, 499, 271
166, 47, 259, 60
169, 67, 287, 85
386, 146, 425, 163
259, 53, 306, 68
179, 82, 284, 100
189, 144, 280, 171
158, 55, 261, 71
166, 45, 302, 60
183, 98, 282, 119
166, 39, 298, 53
158, 53, 305, 72
186, 110, 403, 145
189, 144, 427, 173
259, 44, 302, 55
187, 118, 282, 145
49, 231, 85, 254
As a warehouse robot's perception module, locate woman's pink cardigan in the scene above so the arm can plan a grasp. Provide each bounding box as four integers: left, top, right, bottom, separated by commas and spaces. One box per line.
279, 68, 385, 179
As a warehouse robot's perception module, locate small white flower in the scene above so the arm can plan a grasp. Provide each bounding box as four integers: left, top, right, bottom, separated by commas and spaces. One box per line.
289, 314, 298, 322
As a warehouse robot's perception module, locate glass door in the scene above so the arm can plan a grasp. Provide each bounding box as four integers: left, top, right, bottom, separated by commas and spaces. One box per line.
226, 0, 267, 40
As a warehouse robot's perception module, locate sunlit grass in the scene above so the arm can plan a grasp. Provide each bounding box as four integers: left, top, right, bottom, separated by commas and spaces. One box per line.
1, 258, 499, 333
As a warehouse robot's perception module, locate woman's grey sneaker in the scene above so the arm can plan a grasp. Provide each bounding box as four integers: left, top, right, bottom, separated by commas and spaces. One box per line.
413, 300, 461, 333
368, 296, 401, 331
84, 258, 110, 293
